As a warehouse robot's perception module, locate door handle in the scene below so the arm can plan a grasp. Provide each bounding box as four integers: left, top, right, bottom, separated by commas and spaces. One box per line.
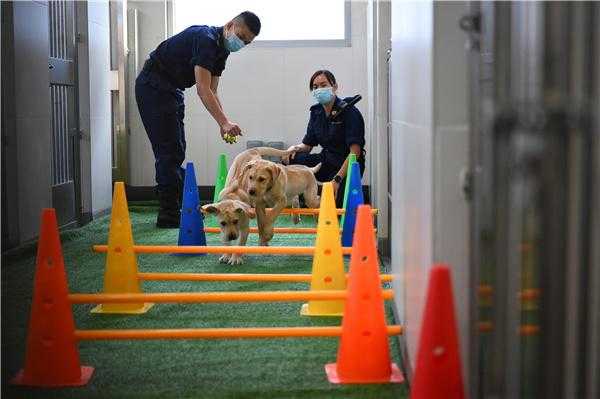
459, 14, 480, 33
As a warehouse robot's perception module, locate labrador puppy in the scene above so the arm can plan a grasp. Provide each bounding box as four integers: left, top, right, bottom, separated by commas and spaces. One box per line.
201, 198, 255, 265
242, 159, 321, 245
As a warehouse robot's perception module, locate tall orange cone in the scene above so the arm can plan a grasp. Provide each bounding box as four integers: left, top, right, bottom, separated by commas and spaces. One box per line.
410, 264, 465, 398
301, 182, 346, 316
92, 182, 153, 314
11, 209, 94, 387
325, 205, 404, 384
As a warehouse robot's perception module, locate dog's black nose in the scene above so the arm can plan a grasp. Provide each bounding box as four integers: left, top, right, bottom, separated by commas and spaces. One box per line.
249, 189, 256, 196
228, 233, 237, 241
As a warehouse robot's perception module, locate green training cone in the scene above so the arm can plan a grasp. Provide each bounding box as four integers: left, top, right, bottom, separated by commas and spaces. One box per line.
340, 153, 357, 227
213, 154, 228, 202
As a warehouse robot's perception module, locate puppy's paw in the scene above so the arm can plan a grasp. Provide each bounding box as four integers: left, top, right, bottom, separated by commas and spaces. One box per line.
263, 227, 274, 242
228, 255, 244, 265
219, 254, 231, 263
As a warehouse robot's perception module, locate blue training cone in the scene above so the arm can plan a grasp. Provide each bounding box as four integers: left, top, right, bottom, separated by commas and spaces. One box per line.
341, 162, 364, 247
178, 162, 206, 254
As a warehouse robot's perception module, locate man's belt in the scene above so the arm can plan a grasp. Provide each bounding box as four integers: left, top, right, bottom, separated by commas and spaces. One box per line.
144, 57, 184, 90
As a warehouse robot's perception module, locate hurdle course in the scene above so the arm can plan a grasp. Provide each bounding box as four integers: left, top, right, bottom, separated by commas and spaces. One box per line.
11, 155, 539, 391
11, 205, 405, 387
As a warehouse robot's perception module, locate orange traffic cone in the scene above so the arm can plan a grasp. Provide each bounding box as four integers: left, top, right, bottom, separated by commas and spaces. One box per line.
325, 205, 404, 384
410, 264, 465, 398
11, 209, 94, 387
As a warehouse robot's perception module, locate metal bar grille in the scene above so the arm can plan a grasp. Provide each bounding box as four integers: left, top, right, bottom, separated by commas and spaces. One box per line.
49, 0, 73, 186
50, 85, 71, 185
49, 0, 68, 59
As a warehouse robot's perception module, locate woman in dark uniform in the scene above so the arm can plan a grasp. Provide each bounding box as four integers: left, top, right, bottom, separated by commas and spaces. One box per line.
285, 70, 365, 207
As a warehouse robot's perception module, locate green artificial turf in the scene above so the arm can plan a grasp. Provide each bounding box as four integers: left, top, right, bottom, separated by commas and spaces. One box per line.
1, 205, 408, 399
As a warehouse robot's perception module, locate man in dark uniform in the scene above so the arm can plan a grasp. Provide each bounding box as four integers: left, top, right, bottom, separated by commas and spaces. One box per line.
284, 70, 365, 208
135, 11, 261, 228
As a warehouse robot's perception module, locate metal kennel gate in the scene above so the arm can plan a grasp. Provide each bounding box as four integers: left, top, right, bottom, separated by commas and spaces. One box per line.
48, 0, 80, 226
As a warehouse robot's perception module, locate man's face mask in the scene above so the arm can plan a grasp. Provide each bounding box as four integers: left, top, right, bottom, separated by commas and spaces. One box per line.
225, 27, 245, 52
312, 87, 335, 105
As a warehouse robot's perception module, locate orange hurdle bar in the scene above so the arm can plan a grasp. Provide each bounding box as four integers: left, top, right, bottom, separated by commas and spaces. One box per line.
201, 227, 377, 234
478, 322, 540, 336
138, 272, 394, 283
478, 285, 540, 301
93, 245, 353, 255
518, 289, 540, 301
74, 325, 402, 340
68, 289, 395, 304
269, 208, 379, 216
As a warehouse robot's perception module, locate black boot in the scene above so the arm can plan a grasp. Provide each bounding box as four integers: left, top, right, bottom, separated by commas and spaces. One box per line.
156, 189, 181, 228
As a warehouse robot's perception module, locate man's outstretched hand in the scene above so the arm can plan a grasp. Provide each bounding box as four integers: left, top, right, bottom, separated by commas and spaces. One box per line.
220, 120, 242, 144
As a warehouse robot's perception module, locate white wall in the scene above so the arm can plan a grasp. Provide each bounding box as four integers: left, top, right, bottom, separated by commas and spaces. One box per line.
432, 1, 471, 383
389, 0, 470, 381
390, 0, 434, 360
128, 0, 369, 187
88, 0, 113, 214
366, 0, 391, 239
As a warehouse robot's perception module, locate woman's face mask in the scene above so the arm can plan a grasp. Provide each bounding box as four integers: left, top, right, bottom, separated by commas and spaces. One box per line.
224, 28, 245, 52
312, 87, 335, 105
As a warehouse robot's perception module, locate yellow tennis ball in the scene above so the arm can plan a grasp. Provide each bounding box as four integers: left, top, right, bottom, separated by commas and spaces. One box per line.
224, 133, 237, 144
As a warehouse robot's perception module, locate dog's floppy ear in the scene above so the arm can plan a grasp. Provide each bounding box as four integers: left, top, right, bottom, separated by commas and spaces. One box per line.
266, 163, 283, 192
267, 163, 281, 181
200, 203, 220, 215
233, 200, 256, 219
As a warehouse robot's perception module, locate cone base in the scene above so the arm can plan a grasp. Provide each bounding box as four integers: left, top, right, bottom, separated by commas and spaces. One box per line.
300, 303, 344, 317
325, 362, 404, 384
10, 366, 95, 387
91, 302, 154, 314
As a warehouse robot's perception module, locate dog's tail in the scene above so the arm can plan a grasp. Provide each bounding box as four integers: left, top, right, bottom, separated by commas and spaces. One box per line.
309, 163, 322, 175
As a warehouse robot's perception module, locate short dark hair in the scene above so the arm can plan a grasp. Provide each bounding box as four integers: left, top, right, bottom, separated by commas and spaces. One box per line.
235, 11, 261, 36
309, 70, 337, 90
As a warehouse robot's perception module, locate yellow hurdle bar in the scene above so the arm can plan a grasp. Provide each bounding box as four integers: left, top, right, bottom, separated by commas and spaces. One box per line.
68, 289, 395, 304
268, 208, 379, 216
138, 272, 394, 283
74, 325, 403, 340
93, 245, 353, 255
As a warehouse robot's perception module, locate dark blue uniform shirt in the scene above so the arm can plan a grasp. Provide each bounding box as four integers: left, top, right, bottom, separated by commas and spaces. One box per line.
302, 96, 366, 166
150, 25, 230, 89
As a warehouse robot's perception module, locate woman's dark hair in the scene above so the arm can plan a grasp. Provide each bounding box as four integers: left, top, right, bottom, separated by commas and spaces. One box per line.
309, 70, 337, 90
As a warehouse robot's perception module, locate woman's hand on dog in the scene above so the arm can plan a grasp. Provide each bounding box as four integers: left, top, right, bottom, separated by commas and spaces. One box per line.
332, 181, 340, 198
282, 145, 301, 164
